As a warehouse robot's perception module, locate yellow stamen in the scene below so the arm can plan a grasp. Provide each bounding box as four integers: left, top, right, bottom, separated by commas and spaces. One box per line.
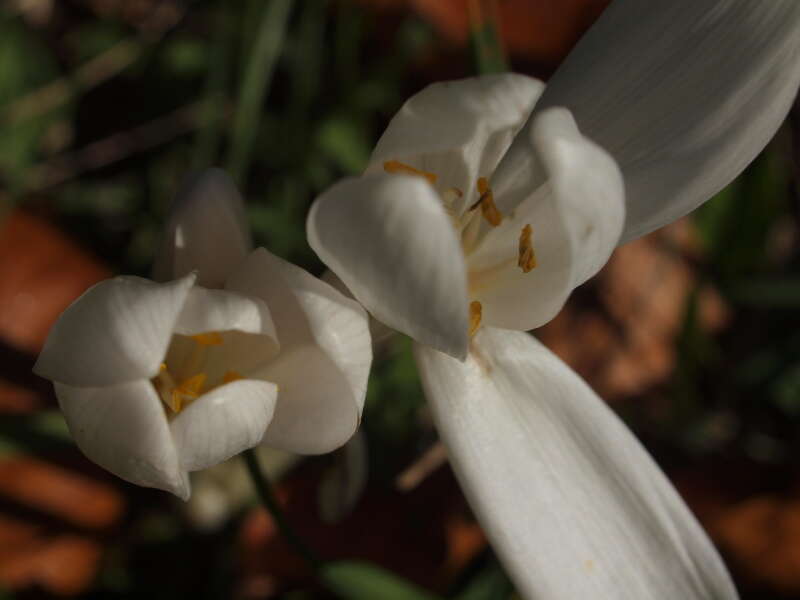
159, 362, 167, 372
191, 332, 224, 346
169, 372, 207, 413
518, 224, 537, 273
178, 373, 206, 397
383, 160, 438, 186
169, 390, 182, 413
472, 177, 502, 227
223, 370, 243, 384
469, 300, 482, 337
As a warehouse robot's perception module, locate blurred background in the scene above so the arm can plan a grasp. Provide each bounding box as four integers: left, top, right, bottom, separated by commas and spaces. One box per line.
1, 0, 799, 598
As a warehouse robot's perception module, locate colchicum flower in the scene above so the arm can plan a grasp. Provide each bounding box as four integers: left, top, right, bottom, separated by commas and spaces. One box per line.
34, 169, 372, 500
308, 2, 800, 599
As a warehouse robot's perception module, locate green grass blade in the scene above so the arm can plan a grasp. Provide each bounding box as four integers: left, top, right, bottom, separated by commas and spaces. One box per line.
467, 0, 507, 74
227, 0, 292, 185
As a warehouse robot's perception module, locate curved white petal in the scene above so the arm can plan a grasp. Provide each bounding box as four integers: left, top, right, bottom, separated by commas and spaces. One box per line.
367, 74, 544, 214
54, 379, 188, 499
174, 286, 278, 341
415, 328, 737, 600
307, 173, 469, 358
469, 108, 624, 331
34, 274, 195, 387
257, 345, 361, 454
152, 168, 252, 286
167, 287, 280, 383
226, 248, 372, 454
170, 379, 277, 472
498, 1, 800, 242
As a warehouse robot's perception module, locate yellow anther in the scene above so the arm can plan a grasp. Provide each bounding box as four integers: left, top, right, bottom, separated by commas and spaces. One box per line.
469, 301, 482, 337
191, 332, 224, 346
518, 224, 537, 273
159, 362, 167, 372
383, 160, 438, 186
223, 370, 243, 384
178, 373, 206, 398
471, 177, 502, 227
169, 390, 183, 413
168, 372, 207, 413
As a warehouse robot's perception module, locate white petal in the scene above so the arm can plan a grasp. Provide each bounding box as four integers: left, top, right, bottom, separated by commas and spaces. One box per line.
367, 74, 544, 213
226, 248, 372, 454
469, 108, 624, 331
34, 274, 195, 387
415, 328, 736, 600
152, 168, 252, 286
174, 286, 278, 341
55, 379, 188, 499
307, 173, 469, 358
499, 1, 800, 242
170, 379, 277, 471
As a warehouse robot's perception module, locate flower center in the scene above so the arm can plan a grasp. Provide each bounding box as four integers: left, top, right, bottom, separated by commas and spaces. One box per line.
383, 160, 538, 336
152, 332, 242, 414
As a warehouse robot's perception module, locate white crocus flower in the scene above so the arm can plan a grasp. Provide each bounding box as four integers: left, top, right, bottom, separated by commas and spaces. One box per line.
308, 2, 800, 599
34, 169, 372, 500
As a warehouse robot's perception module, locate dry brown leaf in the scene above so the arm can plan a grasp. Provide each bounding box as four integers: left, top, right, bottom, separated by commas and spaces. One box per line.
0, 210, 108, 355
0, 530, 103, 597
0, 455, 124, 529
539, 219, 729, 400
0, 211, 119, 595
713, 494, 800, 593
359, 0, 610, 70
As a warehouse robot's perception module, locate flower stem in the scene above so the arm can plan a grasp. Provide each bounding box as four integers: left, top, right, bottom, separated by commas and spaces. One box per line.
242, 449, 322, 570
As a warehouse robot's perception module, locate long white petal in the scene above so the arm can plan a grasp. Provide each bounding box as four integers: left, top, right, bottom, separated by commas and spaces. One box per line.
170, 379, 277, 471
34, 274, 195, 387
497, 1, 800, 243
368, 74, 544, 213
226, 248, 372, 454
307, 173, 470, 358
470, 108, 624, 331
55, 379, 189, 499
152, 168, 252, 286
415, 328, 737, 600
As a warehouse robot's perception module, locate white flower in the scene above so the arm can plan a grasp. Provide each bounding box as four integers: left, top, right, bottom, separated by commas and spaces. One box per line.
34, 169, 372, 500
307, 3, 800, 599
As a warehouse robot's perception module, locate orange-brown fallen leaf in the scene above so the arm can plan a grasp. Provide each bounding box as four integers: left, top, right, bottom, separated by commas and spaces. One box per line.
714, 494, 800, 594
358, 0, 610, 71
0, 529, 103, 597
539, 219, 729, 400
0, 455, 124, 530
0, 210, 109, 355
0, 211, 118, 595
